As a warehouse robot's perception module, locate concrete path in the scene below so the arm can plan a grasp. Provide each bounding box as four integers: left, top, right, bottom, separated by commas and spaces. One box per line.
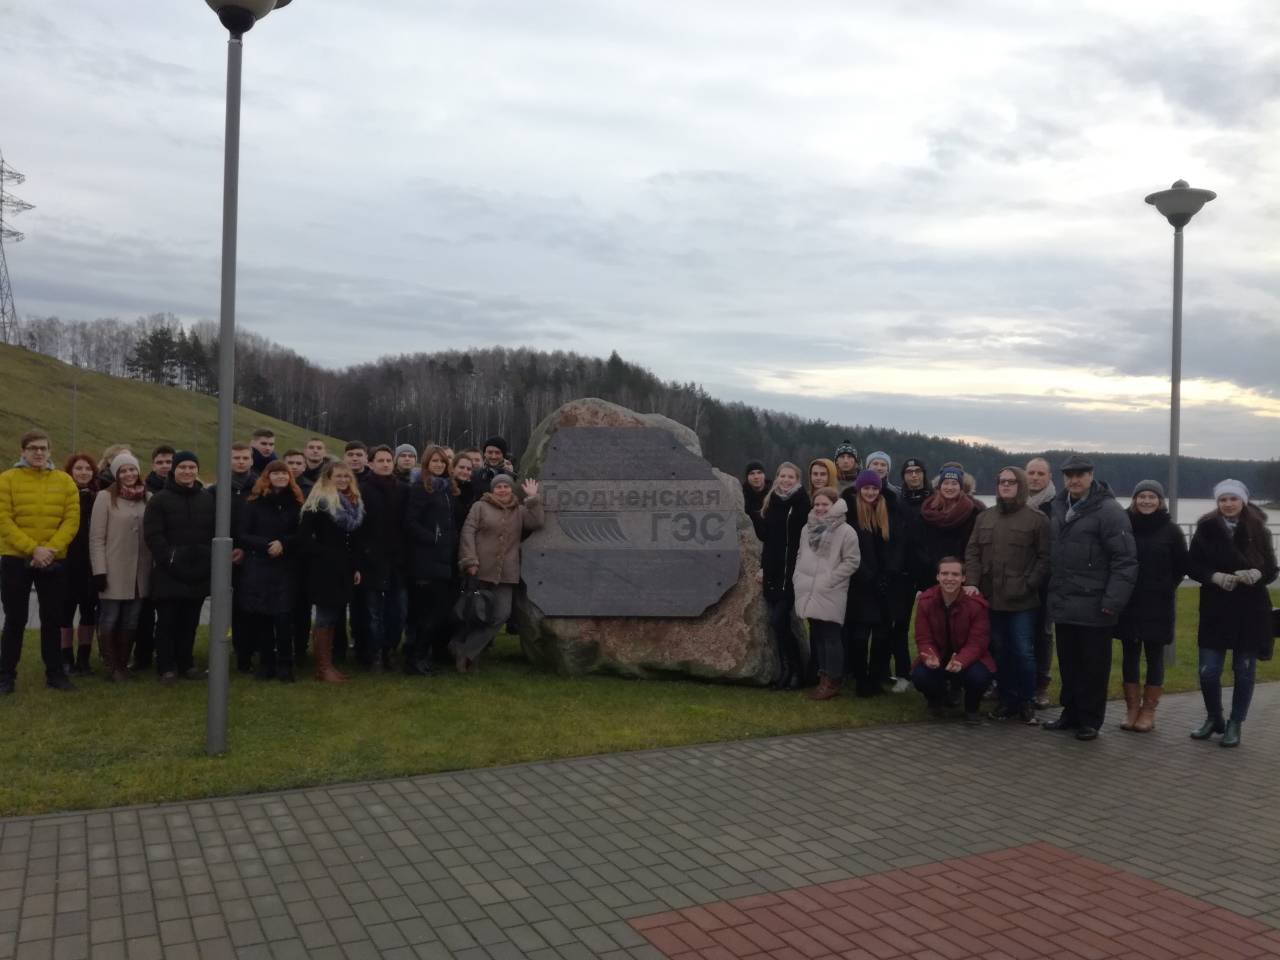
1, 687, 1277, 959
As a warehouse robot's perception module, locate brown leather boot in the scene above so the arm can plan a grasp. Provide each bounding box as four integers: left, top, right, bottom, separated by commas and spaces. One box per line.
1133, 686, 1161, 733
808, 674, 841, 701
312, 627, 348, 683
1120, 682, 1141, 730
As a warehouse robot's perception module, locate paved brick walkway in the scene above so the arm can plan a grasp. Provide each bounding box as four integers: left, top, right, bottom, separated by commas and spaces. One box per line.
1, 686, 1277, 960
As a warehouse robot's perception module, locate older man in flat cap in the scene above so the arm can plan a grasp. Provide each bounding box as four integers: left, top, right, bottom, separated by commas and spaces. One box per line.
1042, 454, 1138, 741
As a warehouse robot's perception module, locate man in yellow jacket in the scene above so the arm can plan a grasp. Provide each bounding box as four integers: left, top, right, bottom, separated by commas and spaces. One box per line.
0, 430, 80, 693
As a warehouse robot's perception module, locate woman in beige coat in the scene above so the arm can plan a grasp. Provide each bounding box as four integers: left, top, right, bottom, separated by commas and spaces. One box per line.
792, 486, 861, 700
454, 474, 544, 672
88, 453, 152, 681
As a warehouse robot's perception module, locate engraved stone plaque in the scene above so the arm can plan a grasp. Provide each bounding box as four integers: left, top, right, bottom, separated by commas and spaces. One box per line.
523, 427, 741, 617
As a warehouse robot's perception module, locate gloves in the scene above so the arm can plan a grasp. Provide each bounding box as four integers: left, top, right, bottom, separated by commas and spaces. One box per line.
1211, 572, 1239, 592
1234, 569, 1263, 586
92, 574, 108, 593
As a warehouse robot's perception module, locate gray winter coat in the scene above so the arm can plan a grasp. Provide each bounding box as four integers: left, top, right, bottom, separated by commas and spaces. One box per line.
792, 498, 862, 625
1047, 481, 1138, 627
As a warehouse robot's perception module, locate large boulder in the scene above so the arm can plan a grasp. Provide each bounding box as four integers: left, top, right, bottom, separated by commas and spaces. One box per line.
515, 398, 774, 684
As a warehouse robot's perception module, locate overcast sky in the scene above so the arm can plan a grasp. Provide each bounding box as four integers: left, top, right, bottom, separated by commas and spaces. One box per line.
3, 0, 1278, 458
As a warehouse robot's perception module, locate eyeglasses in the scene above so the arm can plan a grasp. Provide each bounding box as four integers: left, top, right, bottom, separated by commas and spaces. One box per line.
996, 479, 1018, 486
23, 445, 49, 453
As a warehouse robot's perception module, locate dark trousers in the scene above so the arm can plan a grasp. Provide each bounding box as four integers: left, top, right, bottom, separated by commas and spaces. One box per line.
990, 608, 1037, 708
231, 595, 254, 668
155, 597, 203, 675
809, 619, 844, 679
252, 611, 293, 670
1034, 603, 1053, 691
410, 580, 455, 666
912, 661, 993, 713
291, 578, 311, 660
844, 621, 887, 689
364, 575, 405, 663
132, 598, 157, 670
888, 588, 916, 678
349, 583, 368, 660
0, 556, 67, 682
1121, 634, 1167, 686
61, 572, 99, 628
1054, 623, 1113, 730
765, 592, 801, 679
1199, 648, 1256, 723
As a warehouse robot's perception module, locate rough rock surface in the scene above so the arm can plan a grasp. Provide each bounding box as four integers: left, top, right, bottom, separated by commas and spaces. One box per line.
515, 398, 774, 684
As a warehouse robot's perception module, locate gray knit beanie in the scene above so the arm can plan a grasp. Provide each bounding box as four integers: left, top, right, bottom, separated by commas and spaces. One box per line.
1131, 479, 1165, 501
110, 452, 140, 478
394, 443, 417, 460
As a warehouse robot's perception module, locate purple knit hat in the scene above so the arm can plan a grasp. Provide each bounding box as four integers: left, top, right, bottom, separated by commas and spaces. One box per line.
854, 469, 883, 491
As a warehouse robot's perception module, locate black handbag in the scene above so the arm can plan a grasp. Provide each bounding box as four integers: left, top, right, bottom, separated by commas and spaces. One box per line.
1263, 608, 1280, 662
453, 576, 497, 626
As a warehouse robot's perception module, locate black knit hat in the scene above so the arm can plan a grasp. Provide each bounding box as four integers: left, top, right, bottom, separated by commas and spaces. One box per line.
744, 459, 765, 476
900, 457, 926, 479
834, 440, 858, 459
172, 450, 199, 469
483, 436, 508, 455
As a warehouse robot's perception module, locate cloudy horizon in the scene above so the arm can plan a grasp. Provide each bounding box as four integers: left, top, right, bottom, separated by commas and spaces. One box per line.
2, 0, 1278, 458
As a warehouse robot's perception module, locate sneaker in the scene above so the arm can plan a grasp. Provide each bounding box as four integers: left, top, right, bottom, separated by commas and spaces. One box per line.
890, 677, 912, 694
982, 683, 999, 702
1033, 693, 1053, 711
46, 674, 76, 692
1019, 703, 1041, 725
182, 667, 207, 681
159, 671, 178, 685
964, 712, 982, 726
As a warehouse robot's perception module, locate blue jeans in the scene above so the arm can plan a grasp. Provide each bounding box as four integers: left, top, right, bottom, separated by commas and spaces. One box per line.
1199, 648, 1256, 723
990, 609, 1037, 709
911, 662, 993, 713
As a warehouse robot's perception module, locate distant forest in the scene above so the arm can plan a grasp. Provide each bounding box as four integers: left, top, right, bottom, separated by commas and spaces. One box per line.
10, 313, 1278, 499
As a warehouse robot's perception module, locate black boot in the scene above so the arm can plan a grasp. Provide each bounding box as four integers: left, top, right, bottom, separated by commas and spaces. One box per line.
276, 659, 295, 683
61, 647, 75, 676
74, 645, 93, 676
1190, 715, 1225, 740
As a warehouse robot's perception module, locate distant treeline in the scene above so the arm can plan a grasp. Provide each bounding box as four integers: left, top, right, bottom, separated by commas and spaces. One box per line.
11, 313, 1278, 499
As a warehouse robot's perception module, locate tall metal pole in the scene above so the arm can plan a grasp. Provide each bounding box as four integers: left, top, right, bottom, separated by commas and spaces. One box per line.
207, 32, 244, 757
1168, 227, 1183, 526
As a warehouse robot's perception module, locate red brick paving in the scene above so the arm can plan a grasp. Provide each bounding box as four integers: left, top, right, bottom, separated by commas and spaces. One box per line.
630, 842, 1280, 959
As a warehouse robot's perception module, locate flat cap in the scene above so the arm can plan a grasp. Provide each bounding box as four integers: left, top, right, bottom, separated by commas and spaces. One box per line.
1059, 454, 1095, 473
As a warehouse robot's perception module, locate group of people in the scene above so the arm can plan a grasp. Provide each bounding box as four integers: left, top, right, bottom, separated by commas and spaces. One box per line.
0, 428, 542, 690
1, 425, 1275, 748
744, 443, 1278, 746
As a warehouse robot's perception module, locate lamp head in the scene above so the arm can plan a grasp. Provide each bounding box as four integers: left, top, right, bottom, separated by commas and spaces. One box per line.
1145, 179, 1216, 229
205, 0, 287, 35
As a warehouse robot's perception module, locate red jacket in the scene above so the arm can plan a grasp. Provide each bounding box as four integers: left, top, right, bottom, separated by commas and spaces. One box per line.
912, 586, 996, 672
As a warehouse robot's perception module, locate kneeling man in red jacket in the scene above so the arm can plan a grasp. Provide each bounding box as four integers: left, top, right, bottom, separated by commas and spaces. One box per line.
911, 556, 997, 723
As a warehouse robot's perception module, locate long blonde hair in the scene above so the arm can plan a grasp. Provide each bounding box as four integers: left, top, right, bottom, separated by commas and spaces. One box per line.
302, 461, 362, 516
855, 491, 891, 540
760, 462, 801, 518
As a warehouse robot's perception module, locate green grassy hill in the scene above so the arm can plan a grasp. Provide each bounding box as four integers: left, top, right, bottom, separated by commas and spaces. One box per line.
0, 343, 343, 475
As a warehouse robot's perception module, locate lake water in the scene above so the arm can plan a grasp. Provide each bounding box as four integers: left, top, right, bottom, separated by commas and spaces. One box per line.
976, 495, 1223, 525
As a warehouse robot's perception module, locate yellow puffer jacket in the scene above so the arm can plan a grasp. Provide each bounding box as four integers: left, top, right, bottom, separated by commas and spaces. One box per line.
0, 466, 81, 559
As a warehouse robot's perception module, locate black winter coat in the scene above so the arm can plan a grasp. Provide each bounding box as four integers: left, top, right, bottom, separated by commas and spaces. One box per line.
920, 497, 984, 576
358, 472, 406, 586
1115, 509, 1187, 643
841, 490, 909, 626
297, 503, 365, 608
1046, 481, 1138, 627
406, 480, 458, 583
1188, 506, 1278, 655
451, 482, 479, 543
758, 488, 809, 601
66, 486, 95, 580
236, 491, 302, 615
143, 479, 216, 600
743, 483, 767, 541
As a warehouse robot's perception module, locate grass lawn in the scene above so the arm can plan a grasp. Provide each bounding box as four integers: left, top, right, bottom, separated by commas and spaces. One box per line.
1, 589, 1276, 817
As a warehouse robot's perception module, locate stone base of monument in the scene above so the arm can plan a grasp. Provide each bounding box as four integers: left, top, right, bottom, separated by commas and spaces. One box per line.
514, 398, 776, 685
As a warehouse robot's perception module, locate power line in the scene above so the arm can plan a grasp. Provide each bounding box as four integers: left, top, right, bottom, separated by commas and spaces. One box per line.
0, 149, 35, 345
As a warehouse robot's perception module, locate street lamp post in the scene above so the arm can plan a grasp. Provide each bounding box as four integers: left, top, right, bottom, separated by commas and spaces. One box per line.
204, 0, 291, 756
1144, 179, 1216, 526
393, 422, 415, 446
1145, 179, 1214, 670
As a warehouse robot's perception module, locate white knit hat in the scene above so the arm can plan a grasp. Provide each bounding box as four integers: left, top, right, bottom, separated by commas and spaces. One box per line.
1213, 479, 1249, 505
110, 452, 140, 478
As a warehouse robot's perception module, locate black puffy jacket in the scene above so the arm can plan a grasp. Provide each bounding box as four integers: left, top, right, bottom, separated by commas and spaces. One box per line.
1046, 482, 1138, 627
1188, 506, 1278, 655
143, 479, 216, 600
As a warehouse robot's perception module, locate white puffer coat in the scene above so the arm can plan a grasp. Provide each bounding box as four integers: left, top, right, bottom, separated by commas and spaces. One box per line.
792, 498, 862, 624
